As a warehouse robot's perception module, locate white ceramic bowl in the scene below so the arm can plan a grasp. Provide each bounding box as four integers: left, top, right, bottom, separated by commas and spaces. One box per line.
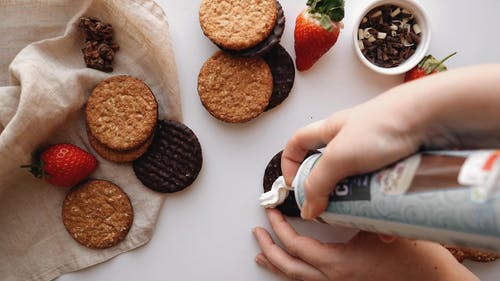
353, 0, 431, 75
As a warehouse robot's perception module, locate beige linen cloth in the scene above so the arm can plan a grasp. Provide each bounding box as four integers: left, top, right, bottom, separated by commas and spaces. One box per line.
0, 0, 181, 280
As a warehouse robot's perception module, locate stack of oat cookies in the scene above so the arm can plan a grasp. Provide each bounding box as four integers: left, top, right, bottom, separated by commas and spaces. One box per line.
86, 75, 158, 163
85, 75, 203, 194
197, 0, 295, 123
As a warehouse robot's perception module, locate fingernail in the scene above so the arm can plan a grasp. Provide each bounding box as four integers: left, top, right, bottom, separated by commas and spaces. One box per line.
252, 228, 258, 239
255, 254, 265, 266
300, 201, 313, 219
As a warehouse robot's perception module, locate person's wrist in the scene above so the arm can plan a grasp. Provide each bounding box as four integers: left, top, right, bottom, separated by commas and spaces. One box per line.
397, 240, 479, 281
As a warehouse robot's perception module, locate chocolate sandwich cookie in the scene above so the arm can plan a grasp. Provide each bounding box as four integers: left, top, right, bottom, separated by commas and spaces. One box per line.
199, 0, 283, 55
219, 1, 285, 57
133, 120, 203, 193
86, 75, 158, 151
262, 44, 295, 111
198, 51, 273, 123
62, 179, 133, 249
263, 150, 319, 217
88, 128, 154, 163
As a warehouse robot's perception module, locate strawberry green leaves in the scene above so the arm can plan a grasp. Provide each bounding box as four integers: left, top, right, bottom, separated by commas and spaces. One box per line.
307, 0, 345, 22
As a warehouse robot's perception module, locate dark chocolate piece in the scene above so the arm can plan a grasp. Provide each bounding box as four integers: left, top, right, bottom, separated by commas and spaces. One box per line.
79, 16, 119, 72
133, 120, 202, 193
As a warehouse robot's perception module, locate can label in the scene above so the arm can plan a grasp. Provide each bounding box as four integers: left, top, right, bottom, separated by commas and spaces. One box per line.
330, 174, 372, 202
291, 150, 500, 252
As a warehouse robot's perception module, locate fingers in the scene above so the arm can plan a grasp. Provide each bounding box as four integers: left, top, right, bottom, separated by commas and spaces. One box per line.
281, 113, 347, 186
253, 225, 329, 281
301, 138, 361, 219
255, 253, 286, 278
266, 209, 333, 266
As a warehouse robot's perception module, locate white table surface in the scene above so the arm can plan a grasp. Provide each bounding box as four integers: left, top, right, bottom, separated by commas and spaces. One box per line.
60, 0, 500, 280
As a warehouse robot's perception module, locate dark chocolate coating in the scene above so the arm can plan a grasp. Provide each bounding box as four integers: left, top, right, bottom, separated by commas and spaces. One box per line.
133, 120, 203, 193
263, 44, 295, 111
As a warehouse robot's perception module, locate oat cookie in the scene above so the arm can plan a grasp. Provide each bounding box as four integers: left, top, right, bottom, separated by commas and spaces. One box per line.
88, 128, 154, 163
62, 179, 133, 249
198, 51, 273, 123
86, 75, 158, 151
219, 1, 285, 57
199, 0, 277, 51
133, 120, 203, 193
445, 246, 499, 263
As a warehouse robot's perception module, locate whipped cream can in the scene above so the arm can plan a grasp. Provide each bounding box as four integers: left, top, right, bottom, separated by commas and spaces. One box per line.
292, 150, 500, 251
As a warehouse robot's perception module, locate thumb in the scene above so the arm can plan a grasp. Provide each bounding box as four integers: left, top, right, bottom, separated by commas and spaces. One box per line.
300, 139, 362, 219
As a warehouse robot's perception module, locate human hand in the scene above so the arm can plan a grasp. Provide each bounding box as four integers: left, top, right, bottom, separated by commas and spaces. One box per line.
253, 209, 479, 281
281, 91, 427, 219
282, 65, 500, 219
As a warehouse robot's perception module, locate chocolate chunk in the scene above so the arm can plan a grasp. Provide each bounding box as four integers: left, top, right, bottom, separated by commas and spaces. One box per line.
79, 16, 119, 72
358, 4, 421, 68
133, 120, 203, 193
263, 44, 295, 111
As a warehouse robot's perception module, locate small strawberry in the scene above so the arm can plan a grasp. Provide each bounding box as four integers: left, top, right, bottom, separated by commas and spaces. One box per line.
294, 0, 344, 71
22, 143, 97, 187
404, 52, 457, 82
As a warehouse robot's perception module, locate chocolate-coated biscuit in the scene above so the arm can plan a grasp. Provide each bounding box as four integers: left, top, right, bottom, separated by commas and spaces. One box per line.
199, 0, 277, 51
263, 150, 319, 217
86, 75, 158, 151
445, 246, 499, 263
62, 179, 133, 249
263, 44, 295, 111
133, 120, 203, 193
88, 128, 154, 163
198, 51, 273, 123
218, 1, 285, 57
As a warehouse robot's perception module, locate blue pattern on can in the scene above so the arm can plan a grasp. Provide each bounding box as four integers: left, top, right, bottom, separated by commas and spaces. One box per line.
293, 153, 500, 237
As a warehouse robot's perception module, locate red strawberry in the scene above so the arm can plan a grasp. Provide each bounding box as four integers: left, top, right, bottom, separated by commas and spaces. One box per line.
404, 52, 457, 82
22, 143, 97, 187
294, 0, 344, 71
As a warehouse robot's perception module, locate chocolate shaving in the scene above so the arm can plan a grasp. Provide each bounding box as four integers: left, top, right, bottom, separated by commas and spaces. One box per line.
358, 5, 421, 68
79, 17, 119, 72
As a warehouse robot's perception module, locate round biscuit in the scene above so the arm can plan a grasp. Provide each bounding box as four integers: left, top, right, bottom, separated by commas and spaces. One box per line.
263, 44, 295, 111
88, 129, 154, 163
197, 51, 273, 123
133, 120, 203, 193
445, 246, 499, 263
199, 0, 277, 50
62, 180, 133, 249
218, 1, 285, 57
86, 75, 158, 151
